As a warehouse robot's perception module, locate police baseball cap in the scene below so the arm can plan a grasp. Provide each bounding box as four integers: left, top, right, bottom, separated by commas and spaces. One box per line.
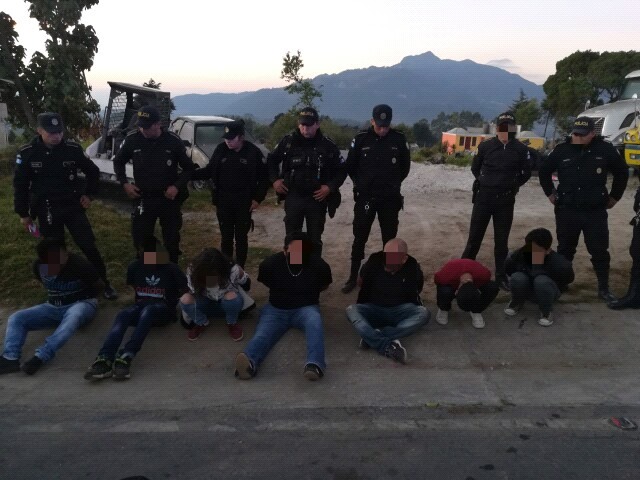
298, 107, 319, 126
222, 120, 245, 139
572, 116, 595, 135
37, 112, 64, 134
497, 112, 516, 125
137, 106, 161, 129
372, 104, 392, 127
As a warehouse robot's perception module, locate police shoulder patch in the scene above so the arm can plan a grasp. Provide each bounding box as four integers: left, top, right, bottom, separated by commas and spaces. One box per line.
67, 141, 82, 149
126, 130, 138, 137
15, 154, 22, 165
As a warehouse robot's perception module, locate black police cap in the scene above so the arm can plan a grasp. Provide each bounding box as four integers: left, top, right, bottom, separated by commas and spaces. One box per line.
372, 104, 392, 127
298, 107, 319, 126
37, 112, 64, 134
222, 119, 245, 139
137, 106, 161, 129
572, 116, 595, 135
497, 112, 516, 125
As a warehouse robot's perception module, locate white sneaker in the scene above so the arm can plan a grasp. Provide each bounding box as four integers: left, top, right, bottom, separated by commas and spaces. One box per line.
504, 301, 522, 316
538, 312, 554, 327
435, 309, 449, 325
470, 312, 485, 329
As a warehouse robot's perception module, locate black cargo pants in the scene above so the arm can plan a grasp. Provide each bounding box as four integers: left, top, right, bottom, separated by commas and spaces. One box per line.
283, 192, 327, 256
216, 198, 253, 268
350, 195, 402, 263
132, 197, 182, 263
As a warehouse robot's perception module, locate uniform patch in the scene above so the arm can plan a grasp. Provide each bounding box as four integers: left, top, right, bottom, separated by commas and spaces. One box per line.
350, 139, 355, 149
392, 157, 397, 164
240, 158, 248, 164
16, 155, 22, 165
406, 142, 410, 149
167, 160, 172, 166
596, 167, 602, 174
31, 162, 42, 168
69, 174, 75, 180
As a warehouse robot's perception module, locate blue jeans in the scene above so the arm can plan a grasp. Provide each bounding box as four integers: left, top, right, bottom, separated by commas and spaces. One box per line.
346, 303, 430, 353
98, 303, 173, 360
509, 272, 561, 316
244, 303, 326, 371
179, 294, 244, 326
2, 299, 97, 362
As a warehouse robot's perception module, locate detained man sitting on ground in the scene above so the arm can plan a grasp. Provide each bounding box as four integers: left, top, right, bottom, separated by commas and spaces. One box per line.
234, 231, 332, 381
345, 238, 429, 364
504, 228, 575, 327
433, 258, 499, 329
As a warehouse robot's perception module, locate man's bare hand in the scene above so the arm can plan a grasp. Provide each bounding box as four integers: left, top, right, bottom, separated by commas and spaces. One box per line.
313, 185, 331, 201
607, 196, 618, 209
273, 179, 288, 195
250, 200, 259, 212
547, 193, 557, 205
165, 185, 179, 200
123, 183, 141, 199
79, 195, 91, 209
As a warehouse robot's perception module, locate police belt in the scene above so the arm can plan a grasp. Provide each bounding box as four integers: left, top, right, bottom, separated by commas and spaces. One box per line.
48, 291, 94, 306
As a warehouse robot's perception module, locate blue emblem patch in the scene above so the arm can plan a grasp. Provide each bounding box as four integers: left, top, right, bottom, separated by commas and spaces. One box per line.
16, 155, 22, 165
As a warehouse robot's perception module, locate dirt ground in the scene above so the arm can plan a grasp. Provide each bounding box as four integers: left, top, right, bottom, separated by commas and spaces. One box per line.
242, 163, 640, 306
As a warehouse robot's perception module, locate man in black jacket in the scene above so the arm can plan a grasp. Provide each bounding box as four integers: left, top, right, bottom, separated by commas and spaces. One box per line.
504, 228, 574, 326
342, 104, 411, 293
114, 106, 195, 263
13, 112, 116, 299
461, 112, 531, 291
539, 117, 628, 302
268, 107, 346, 257
191, 120, 269, 267
345, 238, 429, 364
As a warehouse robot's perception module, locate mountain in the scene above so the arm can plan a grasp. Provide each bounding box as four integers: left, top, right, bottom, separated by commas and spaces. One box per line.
172, 51, 545, 124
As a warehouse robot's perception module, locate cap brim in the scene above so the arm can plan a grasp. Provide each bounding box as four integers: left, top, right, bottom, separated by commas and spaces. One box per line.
572, 128, 591, 135
42, 127, 63, 134
298, 118, 317, 126
137, 120, 155, 129
373, 119, 391, 127
222, 132, 240, 139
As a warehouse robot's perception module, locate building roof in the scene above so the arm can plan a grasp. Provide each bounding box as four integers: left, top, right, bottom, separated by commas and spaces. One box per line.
445, 128, 468, 135
518, 130, 542, 138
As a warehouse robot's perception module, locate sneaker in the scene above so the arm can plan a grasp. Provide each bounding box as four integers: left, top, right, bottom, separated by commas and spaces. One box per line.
598, 288, 617, 303
84, 356, 113, 380
497, 276, 511, 292
384, 340, 407, 364
341, 278, 357, 294
21, 356, 43, 375
103, 282, 118, 300
470, 312, 485, 329
303, 363, 324, 381
228, 323, 244, 342
504, 300, 522, 316
0, 356, 20, 375
234, 352, 256, 380
113, 355, 132, 380
538, 312, 554, 327
187, 324, 206, 341
359, 338, 371, 350
435, 309, 449, 325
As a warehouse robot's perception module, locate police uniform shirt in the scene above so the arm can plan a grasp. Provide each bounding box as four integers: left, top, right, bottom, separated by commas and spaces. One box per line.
346, 127, 410, 198
470, 137, 531, 191
13, 136, 100, 217
113, 130, 195, 194
539, 137, 628, 209
126, 259, 188, 312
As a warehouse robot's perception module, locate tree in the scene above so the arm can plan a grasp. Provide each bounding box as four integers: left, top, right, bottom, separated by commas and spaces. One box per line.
142, 78, 176, 112
0, 2, 100, 135
394, 123, 415, 144
510, 89, 542, 131
280, 50, 322, 111
412, 118, 435, 147
430, 111, 485, 138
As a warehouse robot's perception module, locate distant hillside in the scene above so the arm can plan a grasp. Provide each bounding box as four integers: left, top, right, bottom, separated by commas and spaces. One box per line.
173, 51, 544, 124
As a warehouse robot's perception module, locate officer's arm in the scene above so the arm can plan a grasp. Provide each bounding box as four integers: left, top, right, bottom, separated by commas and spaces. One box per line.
191, 145, 219, 182
13, 152, 31, 218
254, 151, 270, 203
76, 149, 101, 196
113, 137, 132, 185
518, 146, 532, 186
538, 149, 559, 197
345, 138, 359, 181
470, 144, 484, 179
267, 141, 285, 183
174, 138, 195, 190
399, 137, 411, 181
606, 144, 629, 201
326, 146, 347, 192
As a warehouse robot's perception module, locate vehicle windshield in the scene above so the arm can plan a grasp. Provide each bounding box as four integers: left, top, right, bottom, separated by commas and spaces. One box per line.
620, 78, 640, 100
195, 124, 226, 158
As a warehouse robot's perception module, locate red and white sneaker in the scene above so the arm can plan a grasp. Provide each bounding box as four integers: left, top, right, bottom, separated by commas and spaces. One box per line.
187, 324, 206, 341
228, 323, 244, 342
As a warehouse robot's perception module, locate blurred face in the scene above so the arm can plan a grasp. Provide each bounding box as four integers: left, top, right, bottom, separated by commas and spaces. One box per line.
371, 119, 390, 137
531, 242, 549, 265
497, 123, 517, 143
383, 243, 407, 272
224, 135, 244, 151
37, 128, 63, 147
286, 239, 304, 264
140, 122, 162, 139
143, 249, 168, 265
571, 130, 596, 145
298, 122, 320, 139
41, 248, 68, 276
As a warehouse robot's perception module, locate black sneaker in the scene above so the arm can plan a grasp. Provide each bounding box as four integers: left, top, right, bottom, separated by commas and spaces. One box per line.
598, 288, 617, 303
359, 338, 371, 350
0, 356, 20, 375
103, 282, 118, 300
234, 352, 256, 380
21, 356, 43, 375
84, 356, 113, 380
113, 355, 132, 380
303, 363, 324, 381
497, 276, 511, 292
384, 340, 407, 364
341, 278, 357, 294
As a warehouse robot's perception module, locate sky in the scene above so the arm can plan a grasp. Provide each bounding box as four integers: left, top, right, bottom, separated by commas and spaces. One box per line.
2, 0, 638, 109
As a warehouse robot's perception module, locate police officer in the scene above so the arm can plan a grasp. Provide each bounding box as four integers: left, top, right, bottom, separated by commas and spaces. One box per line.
461, 112, 531, 291
13, 112, 117, 299
609, 187, 640, 309
114, 106, 195, 263
341, 104, 411, 294
191, 119, 269, 268
539, 117, 628, 302
268, 107, 346, 256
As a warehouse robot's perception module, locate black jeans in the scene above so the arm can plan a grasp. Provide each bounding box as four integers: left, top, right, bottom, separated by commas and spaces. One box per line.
350, 196, 402, 263
284, 192, 327, 255
461, 193, 515, 278
630, 222, 640, 281
36, 202, 108, 282
216, 200, 253, 268
555, 207, 609, 286
436, 282, 499, 313
509, 272, 561, 316
132, 197, 183, 263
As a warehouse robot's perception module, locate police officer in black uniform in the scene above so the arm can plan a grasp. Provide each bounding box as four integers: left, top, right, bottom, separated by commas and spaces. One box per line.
191, 119, 269, 268
13, 112, 117, 299
609, 186, 640, 309
539, 116, 628, 302
461, 112, 531, 291
268, 107, 346, 256
114, 106, 195, 263
341, 104, 411, 294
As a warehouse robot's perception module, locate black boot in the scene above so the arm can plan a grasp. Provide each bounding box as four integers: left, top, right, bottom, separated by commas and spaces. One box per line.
341, 261, 361, 294
597, 282, 617, 303
608, 280, 640, 309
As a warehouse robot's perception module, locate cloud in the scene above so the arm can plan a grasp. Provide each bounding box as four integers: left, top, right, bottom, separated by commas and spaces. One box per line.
486, 59, 521, 71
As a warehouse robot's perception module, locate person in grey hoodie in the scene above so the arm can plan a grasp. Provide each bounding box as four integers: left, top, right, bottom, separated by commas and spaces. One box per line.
504, 228, 574, 327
